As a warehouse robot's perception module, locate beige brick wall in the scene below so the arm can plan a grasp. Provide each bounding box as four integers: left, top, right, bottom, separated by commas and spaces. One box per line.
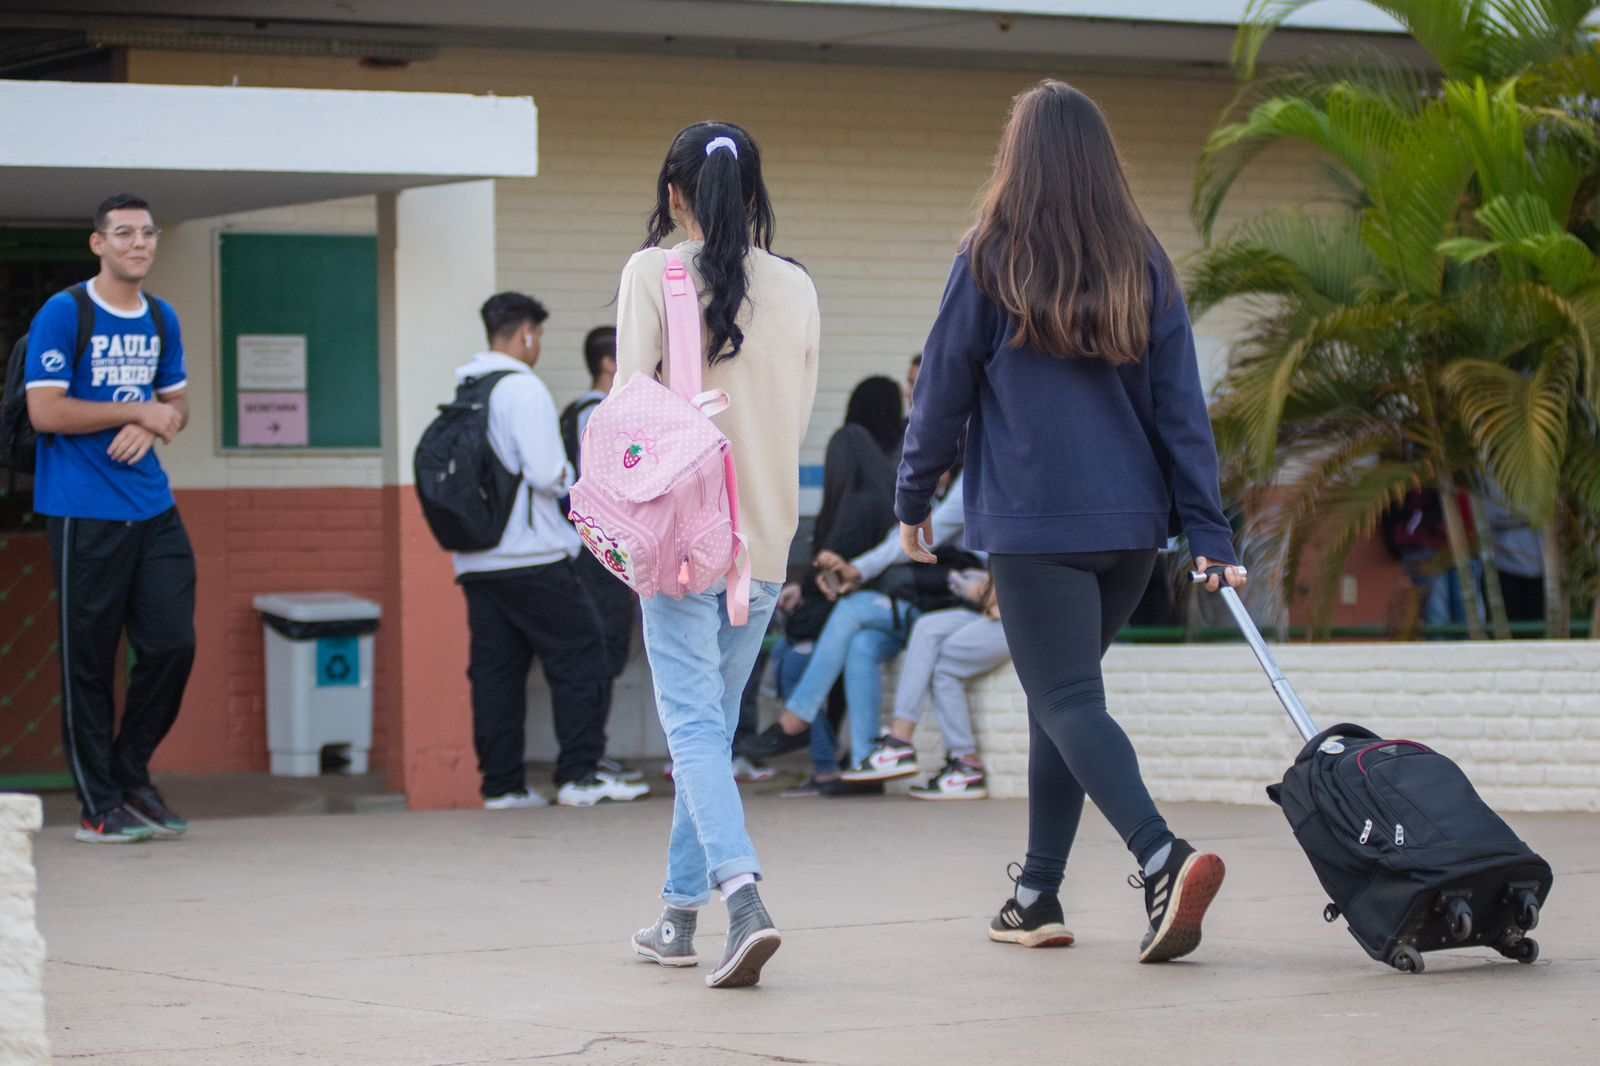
0, 795, 48, 1066
129, 45, 1312, 467
904, 643, 1600, 813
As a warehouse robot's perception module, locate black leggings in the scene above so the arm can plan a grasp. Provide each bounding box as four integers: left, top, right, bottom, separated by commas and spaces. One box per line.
990, 551, 1173, 894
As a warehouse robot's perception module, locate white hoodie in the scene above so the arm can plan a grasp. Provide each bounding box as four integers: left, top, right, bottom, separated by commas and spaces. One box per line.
451, 352, 582, 578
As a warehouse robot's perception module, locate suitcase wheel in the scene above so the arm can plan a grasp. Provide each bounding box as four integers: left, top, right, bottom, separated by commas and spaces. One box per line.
1513, 891, 1540, 933
1390, 945, 1425, 974
1445, 897, 1473, 943
1499, 937, 1540, 965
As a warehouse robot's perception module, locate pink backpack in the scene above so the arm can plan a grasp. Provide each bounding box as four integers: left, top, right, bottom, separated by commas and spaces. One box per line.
567, 251, 752, 624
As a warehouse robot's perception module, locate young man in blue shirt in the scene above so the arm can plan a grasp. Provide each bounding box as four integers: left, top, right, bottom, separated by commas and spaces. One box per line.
25, 194, 196, 844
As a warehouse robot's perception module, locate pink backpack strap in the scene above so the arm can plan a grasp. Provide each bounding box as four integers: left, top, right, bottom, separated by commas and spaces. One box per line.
662, 250, 752, 627
662, 251, 704, 400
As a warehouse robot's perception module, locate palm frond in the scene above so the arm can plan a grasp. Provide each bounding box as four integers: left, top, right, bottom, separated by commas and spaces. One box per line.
1195, 83, 1417, 240
1237, 1, 1497, 82
1485, 1, 1600, 78
1442, 192, 1597, 288
1443, 351, 1576, 518
1185, 211, 1378, 317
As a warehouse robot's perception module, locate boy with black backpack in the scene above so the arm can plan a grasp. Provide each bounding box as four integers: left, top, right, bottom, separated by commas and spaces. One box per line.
1, 194, 195, 844
425, 295, 646, 809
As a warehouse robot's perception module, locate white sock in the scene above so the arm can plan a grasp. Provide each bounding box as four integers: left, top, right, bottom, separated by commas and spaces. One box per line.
1142, 842, 1173, 878
720, 873, 757, 900
1015, 885, 1043, 908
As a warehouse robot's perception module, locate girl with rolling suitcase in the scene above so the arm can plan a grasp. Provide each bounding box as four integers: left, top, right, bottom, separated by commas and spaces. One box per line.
897, 80, 1246, 963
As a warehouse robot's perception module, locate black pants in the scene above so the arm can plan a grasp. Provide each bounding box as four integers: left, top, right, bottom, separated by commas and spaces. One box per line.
462, 560, 609, 794
47, 509, 197, 820
1498, 571, 1545, 623
576, 548, 635, 683
990, 550, 1173, 894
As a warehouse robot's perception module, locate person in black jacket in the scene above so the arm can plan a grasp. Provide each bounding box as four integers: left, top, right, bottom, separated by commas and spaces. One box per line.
897, 81, 1247, 964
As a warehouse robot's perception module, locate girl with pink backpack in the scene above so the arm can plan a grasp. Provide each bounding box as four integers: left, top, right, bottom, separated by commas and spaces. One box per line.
577, 122, 818, 989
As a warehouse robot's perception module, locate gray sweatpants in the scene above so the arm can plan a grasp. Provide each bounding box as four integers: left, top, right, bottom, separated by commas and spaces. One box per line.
891, 607, 1010, 758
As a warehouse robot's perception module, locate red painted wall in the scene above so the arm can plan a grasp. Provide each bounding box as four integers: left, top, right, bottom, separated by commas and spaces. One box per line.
153, 487, 393, 775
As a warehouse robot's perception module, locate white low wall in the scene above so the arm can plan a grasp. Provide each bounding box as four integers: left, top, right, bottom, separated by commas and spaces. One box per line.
908, 641, 1600, 813
0, 794, 49, 1066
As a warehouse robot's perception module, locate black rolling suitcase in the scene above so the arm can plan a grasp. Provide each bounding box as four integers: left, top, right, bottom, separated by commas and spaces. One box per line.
1200, 571, 1554, 974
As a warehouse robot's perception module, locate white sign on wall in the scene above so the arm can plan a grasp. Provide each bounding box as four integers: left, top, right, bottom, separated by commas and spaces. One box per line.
237, 334, 308, 391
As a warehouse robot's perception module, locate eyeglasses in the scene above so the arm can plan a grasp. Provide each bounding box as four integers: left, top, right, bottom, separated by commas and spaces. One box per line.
101, 226, 162, 245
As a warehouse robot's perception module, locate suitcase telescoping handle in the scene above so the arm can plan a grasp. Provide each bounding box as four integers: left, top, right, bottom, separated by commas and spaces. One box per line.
1190, 566, 1321, 743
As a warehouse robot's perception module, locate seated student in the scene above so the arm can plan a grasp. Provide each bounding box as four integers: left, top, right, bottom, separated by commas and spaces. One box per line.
841, 570, 1005, 799
739, 470, 973, 772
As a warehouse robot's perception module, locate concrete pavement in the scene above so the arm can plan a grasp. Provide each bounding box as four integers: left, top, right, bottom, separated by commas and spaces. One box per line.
36, 790, 1600, 1065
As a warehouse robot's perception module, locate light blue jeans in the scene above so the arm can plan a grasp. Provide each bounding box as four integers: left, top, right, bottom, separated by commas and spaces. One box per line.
642, 579, 780, 908
784, 591, 913, 770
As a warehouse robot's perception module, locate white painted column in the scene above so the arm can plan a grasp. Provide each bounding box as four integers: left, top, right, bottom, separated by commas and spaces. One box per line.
376, 180, 499, 808
379, 180, 498, 486
0, 794, 48, 1066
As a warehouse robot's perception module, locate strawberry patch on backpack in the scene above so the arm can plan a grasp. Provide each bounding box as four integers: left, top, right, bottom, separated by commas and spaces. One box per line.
570, 511, 635, 584
617, 432, 658, 471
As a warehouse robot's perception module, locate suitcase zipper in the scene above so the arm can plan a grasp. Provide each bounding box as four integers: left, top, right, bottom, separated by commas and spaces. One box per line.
1359, 819, 1372, 844
1355, 739, 1431, 775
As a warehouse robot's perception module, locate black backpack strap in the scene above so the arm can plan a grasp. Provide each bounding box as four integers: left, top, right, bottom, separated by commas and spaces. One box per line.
67, 284, 94, 369
145, 292, 172, 363
457, 369, 517, 404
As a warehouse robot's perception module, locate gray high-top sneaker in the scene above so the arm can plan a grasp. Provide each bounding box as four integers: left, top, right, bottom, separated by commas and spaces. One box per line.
707, 884, 782, 989
634, 906, 699, 967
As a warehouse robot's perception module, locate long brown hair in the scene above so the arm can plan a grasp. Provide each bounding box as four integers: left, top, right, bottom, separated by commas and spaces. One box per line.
967, 80, 1154, 364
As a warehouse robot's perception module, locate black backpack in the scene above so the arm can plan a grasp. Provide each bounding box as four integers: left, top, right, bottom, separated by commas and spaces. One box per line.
2, 285, 169, 492
1267, 723, 1552, 972
413, 371, 522, 552
558, 394, 603, 472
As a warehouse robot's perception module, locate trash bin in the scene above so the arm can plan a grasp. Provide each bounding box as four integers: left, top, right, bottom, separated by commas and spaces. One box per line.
253, 592, 382, 777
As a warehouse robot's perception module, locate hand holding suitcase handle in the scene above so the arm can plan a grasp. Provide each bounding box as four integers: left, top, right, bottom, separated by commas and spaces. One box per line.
1190, 560, 1248, 593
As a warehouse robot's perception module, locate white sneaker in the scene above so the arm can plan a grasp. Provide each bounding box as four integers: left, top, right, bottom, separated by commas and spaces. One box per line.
484, 790, 548, 811
558, 774, 650, 807
732, 755, 778, 783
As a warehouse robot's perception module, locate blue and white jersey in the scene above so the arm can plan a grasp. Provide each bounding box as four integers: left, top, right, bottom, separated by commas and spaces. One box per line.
24, 279, 187, 520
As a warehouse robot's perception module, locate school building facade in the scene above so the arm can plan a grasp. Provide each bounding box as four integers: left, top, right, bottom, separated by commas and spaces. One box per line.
0, 1, 1404, 807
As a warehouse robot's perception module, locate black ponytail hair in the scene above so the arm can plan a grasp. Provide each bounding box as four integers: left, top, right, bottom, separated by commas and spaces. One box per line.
644, 121, 780, 365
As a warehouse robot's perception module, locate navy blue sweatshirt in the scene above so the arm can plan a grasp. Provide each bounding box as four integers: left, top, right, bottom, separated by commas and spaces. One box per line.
896, 248, 1238, 566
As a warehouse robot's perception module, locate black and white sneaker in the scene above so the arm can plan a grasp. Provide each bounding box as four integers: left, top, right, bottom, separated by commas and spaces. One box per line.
1131, 838, 1226, 963
840, 735, 918, 782
597, 756, 645, 784
737, 721, 811, 761
558, 774, 649, 807
988, 864, 1075, 948
908, 757, 988, 800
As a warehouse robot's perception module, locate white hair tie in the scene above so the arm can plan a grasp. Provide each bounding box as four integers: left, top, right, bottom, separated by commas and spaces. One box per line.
705, 136, 739, 159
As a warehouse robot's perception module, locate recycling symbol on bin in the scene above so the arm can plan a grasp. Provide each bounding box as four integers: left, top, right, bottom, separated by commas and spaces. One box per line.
323, 653, 352, 682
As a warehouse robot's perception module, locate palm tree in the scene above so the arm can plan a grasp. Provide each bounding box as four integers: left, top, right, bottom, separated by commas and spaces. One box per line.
1194, 1, 1600, 636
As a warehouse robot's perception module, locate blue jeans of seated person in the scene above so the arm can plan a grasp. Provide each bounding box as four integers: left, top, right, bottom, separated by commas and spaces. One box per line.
784, 590, 915, 772
642, 579, 780, 908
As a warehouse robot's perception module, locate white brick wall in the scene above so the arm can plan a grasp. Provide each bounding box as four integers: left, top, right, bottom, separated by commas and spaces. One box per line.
0, 795, 48, 1066
129, 45, 1319, 472
904, 642, 1600, 812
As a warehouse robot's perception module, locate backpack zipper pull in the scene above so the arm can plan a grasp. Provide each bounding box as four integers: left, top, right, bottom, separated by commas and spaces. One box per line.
1394, 824, 1405, 847
1359, 819, 1372, 844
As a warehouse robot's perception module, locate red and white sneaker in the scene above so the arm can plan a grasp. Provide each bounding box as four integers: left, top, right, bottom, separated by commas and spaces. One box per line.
840, 736, 919, 782
909, 757, 988, 800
